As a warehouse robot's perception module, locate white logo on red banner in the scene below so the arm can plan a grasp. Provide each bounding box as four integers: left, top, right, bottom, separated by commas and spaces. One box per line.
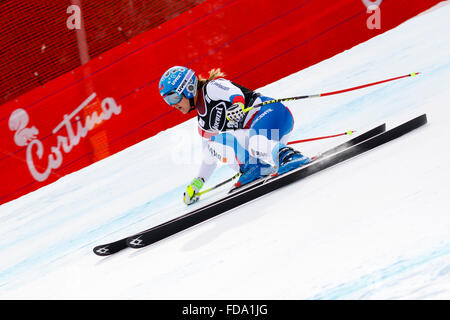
8, 93, 122, 182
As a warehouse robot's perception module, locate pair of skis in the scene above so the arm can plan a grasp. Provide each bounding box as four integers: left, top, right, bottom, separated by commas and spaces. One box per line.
93, 114, 427, 256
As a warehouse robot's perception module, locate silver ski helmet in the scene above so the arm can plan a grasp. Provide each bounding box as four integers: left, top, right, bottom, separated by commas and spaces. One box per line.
159, 66, 198, 105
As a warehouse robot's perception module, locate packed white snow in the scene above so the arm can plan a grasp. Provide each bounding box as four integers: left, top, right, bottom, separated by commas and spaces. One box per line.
0, 2, 449, 299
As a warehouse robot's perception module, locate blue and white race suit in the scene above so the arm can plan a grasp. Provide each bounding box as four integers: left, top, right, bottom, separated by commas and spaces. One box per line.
195, 78, 295, 181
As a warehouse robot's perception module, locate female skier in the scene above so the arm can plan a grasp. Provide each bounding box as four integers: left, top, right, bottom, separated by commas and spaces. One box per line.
158, 66, 311, 205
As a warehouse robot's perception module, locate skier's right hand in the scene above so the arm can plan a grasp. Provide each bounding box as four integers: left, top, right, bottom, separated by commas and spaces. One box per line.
183, 177, 205, 205
226, 102, 247, 123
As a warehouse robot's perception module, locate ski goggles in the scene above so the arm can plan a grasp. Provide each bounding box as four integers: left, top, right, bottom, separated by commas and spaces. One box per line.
163, 91, 183, 106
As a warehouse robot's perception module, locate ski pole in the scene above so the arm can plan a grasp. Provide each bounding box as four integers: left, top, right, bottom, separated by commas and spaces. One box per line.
246, 72, 420, 111
287, 130, 355, 145
197, 172, 241, 197
197, 129, 355, 198
197, 130, 356, 197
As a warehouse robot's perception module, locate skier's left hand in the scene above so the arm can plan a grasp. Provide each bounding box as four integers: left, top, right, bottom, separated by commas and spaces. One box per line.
183, 177, 205, 205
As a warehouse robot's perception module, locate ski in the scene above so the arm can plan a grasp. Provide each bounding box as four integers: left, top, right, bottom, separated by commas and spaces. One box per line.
93, 238, 129, 256
316, 123, 386, 158
125, 114, 426, 250
227, 123, 387, 195
91, 121, 390, 256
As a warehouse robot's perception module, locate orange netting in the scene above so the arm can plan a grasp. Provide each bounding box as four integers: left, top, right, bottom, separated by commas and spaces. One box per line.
0, 0, 206, 105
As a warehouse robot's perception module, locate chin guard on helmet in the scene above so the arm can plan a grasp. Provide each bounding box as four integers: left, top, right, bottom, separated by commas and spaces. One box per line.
188, 98, 196, 113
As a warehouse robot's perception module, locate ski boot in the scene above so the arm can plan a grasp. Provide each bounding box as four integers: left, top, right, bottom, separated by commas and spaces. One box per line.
275, 146, 312, 176
234, 159, 273, 188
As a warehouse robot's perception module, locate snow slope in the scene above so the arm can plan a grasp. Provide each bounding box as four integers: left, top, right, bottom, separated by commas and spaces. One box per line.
1, 2, 449, 299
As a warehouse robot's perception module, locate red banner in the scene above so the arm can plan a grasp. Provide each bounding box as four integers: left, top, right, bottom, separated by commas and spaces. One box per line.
0, 0, 440, 205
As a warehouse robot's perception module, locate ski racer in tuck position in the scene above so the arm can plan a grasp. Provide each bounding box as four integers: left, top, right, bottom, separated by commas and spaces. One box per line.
158, 66, 311, 205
